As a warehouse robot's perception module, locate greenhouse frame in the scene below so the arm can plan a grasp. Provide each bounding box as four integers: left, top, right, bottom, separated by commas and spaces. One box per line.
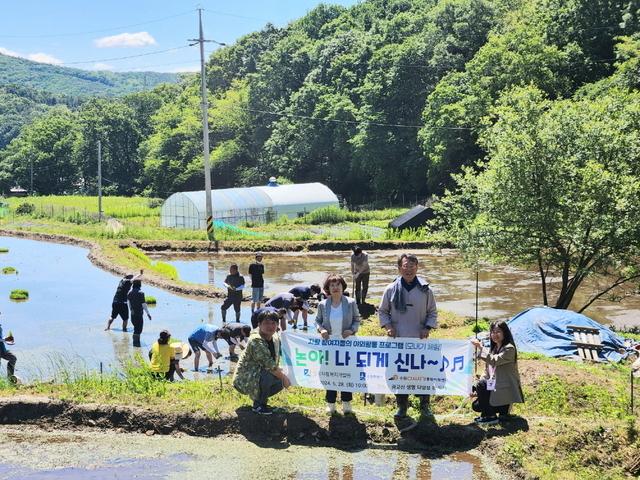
160, 182, 339, 229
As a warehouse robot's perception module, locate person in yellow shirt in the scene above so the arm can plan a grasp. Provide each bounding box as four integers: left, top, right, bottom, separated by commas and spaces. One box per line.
149, 330, 174, 380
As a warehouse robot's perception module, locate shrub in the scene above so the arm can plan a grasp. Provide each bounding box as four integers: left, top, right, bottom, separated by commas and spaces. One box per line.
147, 198, 163, 209
15, 203, 35, 215
2, 267, 17, 274
9, 289, 28, 300
145, 296, 157, 305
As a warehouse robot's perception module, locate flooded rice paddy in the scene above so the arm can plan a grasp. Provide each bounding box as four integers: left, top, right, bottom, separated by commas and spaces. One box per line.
160, 250, 640, 328
0, 426, 494, 479
0, 235, 638, 381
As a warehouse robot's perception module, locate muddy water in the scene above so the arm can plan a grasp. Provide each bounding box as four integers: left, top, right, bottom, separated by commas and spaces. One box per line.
0, 235, 638, 381
0, 426, 495, 479
160, 250, 640, 328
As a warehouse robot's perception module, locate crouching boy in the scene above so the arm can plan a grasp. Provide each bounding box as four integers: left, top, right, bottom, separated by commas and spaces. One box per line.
232, 310, 291, 415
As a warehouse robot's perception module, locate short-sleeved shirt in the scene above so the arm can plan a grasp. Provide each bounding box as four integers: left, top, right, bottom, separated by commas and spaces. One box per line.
113, 278, 133, 303
248, 262, 265, 288
225, 273, 245, 298
188, 324, 220, 344
223, 322, 251, 341
150, 342, 174, 373
289, 285, 312, 300
127, 289, 145, 314
265, 293, 295, 310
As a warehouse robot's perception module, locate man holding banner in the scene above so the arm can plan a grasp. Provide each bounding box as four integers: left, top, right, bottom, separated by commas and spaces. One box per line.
379, 253, 438, 429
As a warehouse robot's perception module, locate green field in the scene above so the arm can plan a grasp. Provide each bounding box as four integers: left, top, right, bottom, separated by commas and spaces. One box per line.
1, 196, 428, 242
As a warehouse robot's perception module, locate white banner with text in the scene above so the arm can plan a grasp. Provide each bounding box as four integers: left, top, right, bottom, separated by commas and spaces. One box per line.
280, 332, 474, 396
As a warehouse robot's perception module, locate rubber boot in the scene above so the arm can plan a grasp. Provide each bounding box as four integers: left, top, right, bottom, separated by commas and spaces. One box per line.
132, 334, 141, 347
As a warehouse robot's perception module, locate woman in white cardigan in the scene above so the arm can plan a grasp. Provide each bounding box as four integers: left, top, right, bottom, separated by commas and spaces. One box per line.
315, 274, 361, 414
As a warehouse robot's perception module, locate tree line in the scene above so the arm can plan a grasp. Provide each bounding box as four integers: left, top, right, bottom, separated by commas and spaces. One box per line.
0, 0, 638, 204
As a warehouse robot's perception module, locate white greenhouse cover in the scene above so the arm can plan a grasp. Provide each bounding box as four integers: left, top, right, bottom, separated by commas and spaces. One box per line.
160, 182, 339, 228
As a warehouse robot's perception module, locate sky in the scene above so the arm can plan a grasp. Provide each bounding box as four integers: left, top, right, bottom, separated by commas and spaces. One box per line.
0, 0, 360, 73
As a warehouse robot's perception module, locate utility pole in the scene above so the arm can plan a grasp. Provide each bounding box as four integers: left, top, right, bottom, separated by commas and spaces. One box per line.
190, 8, 215, 242
30, 158, 33, 195
97, 140, 103, 222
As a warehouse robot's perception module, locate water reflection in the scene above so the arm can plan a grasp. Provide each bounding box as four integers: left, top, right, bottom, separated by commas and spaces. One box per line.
160, 250, 640, 328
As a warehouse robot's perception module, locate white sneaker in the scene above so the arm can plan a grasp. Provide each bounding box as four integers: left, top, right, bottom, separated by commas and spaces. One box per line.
326, 403, 336, 414
342, 401, 353, 414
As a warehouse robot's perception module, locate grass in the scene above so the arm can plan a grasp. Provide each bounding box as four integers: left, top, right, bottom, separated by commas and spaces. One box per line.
9, 289, 28, 300
0, 247, 8, 253
1, 266, 17, 274
122, 247, 179, 281
145, 296, 157, 305
0, 310, 637, 479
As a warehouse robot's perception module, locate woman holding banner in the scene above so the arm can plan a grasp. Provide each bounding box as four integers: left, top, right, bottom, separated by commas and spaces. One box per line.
471, 321, 524, 425
315, 274, 361, 415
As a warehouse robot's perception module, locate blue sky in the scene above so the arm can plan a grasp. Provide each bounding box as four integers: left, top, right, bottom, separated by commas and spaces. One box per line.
0, 0, 359, 73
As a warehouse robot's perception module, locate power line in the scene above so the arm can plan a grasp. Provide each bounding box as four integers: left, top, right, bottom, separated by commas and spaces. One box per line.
60, 45, 192, 66
0, 10, 195, 38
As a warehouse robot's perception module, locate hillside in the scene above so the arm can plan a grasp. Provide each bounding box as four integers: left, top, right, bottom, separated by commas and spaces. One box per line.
0, 53, 178, 98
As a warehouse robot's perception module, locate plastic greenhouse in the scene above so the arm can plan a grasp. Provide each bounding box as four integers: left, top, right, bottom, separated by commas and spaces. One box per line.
160, 182, 339, 229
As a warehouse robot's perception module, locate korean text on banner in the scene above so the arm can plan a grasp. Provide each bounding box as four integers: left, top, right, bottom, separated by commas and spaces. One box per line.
280, 332, 474, 396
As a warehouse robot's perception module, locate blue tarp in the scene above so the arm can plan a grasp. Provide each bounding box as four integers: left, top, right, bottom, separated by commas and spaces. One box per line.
507, 307, 628, 362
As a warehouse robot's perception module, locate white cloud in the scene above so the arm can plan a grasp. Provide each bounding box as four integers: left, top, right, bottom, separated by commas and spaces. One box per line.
94, 31, 156, 48
92, 62, 114, 71
0, 47, 62, 64
0, 47, 21, 57
27, 52, 62, 65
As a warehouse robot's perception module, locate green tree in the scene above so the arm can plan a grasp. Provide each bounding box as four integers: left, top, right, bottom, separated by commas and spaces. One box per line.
75, 99, 143, 195
0, 106, 80, 194
435, 85, 640, 311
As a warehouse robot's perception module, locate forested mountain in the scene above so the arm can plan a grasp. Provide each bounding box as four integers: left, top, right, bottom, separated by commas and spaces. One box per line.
1, 0, 639, 202
0, 54, 178, 98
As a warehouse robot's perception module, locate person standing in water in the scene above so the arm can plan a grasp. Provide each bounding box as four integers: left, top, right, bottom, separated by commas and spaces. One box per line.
105, 270, 143, 331
128, 279, 152, 347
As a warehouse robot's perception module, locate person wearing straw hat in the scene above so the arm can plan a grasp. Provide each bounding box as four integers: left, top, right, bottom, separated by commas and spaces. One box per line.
168, 341, 192, 381
248, 252, 265, 313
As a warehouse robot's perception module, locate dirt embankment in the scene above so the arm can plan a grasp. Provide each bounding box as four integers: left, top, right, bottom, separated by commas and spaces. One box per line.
0, 396, 506, 453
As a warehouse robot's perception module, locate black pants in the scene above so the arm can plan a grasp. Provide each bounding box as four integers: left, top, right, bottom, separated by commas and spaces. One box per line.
131, 313, 144, 335
354, 273, 370, 304
1, 349, 16, 378
255, 370, 283, 407
325, 390, 352, 403
221, 296, 242, 321
472, 379, 510, 418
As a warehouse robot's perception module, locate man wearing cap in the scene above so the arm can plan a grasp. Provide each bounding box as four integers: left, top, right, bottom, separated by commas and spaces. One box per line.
351, 246, 370, 305
379, 253, 438, 431
233, 309, 291, 415
248, 252, 265, 313
0, 313, 17, 384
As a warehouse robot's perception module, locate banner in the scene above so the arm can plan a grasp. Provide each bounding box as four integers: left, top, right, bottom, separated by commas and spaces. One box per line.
280, 332, 474, 396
